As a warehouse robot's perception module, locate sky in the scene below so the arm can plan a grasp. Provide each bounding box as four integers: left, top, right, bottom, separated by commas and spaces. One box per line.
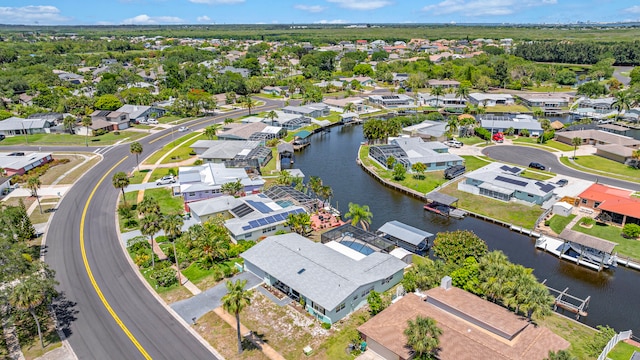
0, 0, 639, 26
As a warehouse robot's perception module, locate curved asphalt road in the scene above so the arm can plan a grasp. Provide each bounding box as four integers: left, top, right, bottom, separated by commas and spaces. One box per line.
31, 99, 283, 359
482, 145, 640, 192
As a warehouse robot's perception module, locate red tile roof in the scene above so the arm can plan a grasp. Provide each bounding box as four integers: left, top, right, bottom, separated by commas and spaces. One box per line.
579, 184, 640, 218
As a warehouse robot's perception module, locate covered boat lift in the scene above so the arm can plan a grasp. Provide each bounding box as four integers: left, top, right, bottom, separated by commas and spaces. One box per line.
424, 191, 467, 219
558, 229, 617, 271
376, 220, 433, 255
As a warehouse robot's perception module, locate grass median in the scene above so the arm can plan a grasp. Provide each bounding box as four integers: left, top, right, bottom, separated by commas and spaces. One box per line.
560, 155, 640, 183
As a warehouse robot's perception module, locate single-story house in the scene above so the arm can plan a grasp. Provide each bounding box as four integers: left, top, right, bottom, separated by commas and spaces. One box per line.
178, 163, 265, 203
58, 72, 84, 84
516, 93, 572, 112
596, 144, 637, 164
479, 114, 544, 137
323, 97, 366, 113
282, 103, 330, 118
265, 111, 312, 130
368, 94, 415, 108
369, 137, 464, 172
261, 86, 288, 96
556, 129, 640, 149
190, 139, 260, 161
391, 73, 409, 85
576, 97, 616, 113
0, 152, 53, 176
74, 118, 115, 136
314, 80, 345, 89
376, 220, 433, 254
467, 93, 514, 107
89, 110, 130, 130
427, 79, 460, 89
339, 76, 376, 87
418, 93, 467, 108
218, 66, 250, 77
578, 183, 640, 226
459, 162, 556, 205
241, 233, 406, 324
401, 120, 448, 141
116, 104, 166, 123
0, 117, 53, 136
358, 279, 569, 360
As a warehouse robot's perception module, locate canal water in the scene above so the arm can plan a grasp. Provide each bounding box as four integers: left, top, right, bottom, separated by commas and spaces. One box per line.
287, 125, 640, 333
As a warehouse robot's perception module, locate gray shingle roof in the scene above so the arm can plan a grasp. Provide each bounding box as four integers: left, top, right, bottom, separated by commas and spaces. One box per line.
241, 234, 406, 310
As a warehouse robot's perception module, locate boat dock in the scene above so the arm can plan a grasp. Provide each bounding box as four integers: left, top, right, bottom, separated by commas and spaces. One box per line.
542, 280, 590, 320
535, 234, 617, 271
424, 191, 467, 219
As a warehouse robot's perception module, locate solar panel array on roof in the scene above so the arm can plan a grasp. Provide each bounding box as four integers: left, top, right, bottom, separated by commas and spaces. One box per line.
240, 208, 306, 231
231, 203, 254, 217
246, 199, 272, 213
381, 95, 400, 100
97, 110, 111, 116
535, 181, 556, 193
495, 175, 527, 187
499, 165, 521, 174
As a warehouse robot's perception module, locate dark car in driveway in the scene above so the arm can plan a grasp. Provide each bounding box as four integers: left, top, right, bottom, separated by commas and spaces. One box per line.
529, 162, 546, 170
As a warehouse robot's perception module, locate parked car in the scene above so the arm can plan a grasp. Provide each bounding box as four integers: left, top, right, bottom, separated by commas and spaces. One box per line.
444, 164, 466, 179
0, 134, 5, 141
156, 175, 176, 185
147, 118, 158, 124
444, 140, 463, 148
556, 179, 569, 187
492, 132, 504, 143
528, 162, 546, 170
178, 126, 189, 132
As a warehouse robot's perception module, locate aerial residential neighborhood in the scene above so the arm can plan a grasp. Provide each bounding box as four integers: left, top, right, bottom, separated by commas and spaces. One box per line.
1, 4, 640, 360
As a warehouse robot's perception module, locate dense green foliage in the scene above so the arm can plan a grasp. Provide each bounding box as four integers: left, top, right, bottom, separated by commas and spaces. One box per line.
432, 230, 488, 265
513, 41, 640, 65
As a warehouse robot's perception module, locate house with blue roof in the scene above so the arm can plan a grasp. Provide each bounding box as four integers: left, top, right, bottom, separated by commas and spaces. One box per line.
459, 162, 556, 205
241, 233, 406, 324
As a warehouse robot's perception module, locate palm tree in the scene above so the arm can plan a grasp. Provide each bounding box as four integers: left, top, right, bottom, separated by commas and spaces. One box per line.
240, 95, 255, 115
404, 316, 442, 359
27, 176, 43, 214
455, 85, 470, 101
571, 137, 582, 159
430, 86, 444, 108
138, 196, 160, 217
81, 116, 92, 147
9, 274, 57, 349
130, 142, 143, 172
204, 123, 222, 140
162, 213, 184, 285
344, 202, 373, 231
265, 110, 278, 125
308, 176, 323, 197
632, 149, 640, 168
63, 115, 76, 134
221, 279, 252, 354
612, 90, 631, 121
275, 170, 294, 186
140, 213, 161, 268
112, 172, 130, 206
343, 102, 356, 113
221, 179, 243, 197
445, 116, 459, 138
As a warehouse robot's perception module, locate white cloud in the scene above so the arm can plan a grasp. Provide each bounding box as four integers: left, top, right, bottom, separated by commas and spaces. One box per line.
0, 5, 70, 24
327, 0, 391, 10
189, 0, 244, 4
314, 19, 348, 24
197, 15, 211, 22
122, 14, 184, 24
624, 5, 640, 14
294, 4, 326, 12
422, 0, 556, 17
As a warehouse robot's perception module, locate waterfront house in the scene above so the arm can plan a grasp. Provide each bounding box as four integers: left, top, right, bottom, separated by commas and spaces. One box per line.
468, 93, 514, 107
282, 103, 330, 118
401, 120, 448, 141
189, 140, 272, 172
418, 93, 467, 108
516, 93, 572, 113
369, 137, 464, 171
323, 97, 366, 113
178, 163, 265, 203
358, 279, 569, 360
216, 122, 286, 142
479, 114, 544, 137
368, 94, 415, 108
459, 162, 556, 205
578, 183, 640, 226
265, 111, 312, 130
241, 233, 406, 324
0, 152, 53, 176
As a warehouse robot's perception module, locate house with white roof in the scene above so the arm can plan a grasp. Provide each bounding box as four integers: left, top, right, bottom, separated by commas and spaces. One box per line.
116, 104, 167, 123
282, 103, 330, 118
418, 93, 467, 108
468, 93, 515, 107
0, 152, 53, 176
516, 93, 572, 112
178, 163, 265, 203
241, 233, 406, 324
265, 111, 312, 130
459, 162, 556, 205
401, 120, 448, 141
368, 94, 415, 108
0, 117, 53, 136
479, 114, 544, 137
369, 137, 464, 172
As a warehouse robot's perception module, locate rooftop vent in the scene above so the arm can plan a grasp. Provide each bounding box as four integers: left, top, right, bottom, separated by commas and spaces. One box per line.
441, 276, 452, 291
297, 268, 306, 274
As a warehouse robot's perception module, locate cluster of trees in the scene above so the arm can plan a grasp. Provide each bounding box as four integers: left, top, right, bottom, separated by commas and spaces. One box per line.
513, 41, 640, 66
362, 118, 402, 144
404, 230, 554, 322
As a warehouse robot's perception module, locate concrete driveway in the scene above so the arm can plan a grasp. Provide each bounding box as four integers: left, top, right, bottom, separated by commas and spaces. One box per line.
171, 271, 262, 323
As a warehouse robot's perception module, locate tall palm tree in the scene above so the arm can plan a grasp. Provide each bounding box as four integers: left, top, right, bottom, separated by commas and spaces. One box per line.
138, 196, 160, 217
162, 213, 184, 285
343, 102, 356, 113
571, 137, 582, 159
130, 142, 143, 172
221, 279, 252, 354
445, 116, 459, 138
240, 95, 255, 115
344, 202, 373, 231
9, 274, 57, 349
81, 116, 92, 147
27, 176, 43, 214
204, 123, 222, 140
112, 172, 130, 206
612, 90, 631, 121
455, 85, 470, 101
404, 316, 442, 359
265, 110, 278, 125
63, 115, 76, 134
431, 86, 444, 108
308, 176, 323, 196
140, 213, 161, 268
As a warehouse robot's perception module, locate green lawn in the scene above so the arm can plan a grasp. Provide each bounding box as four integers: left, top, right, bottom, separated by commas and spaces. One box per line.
458, 136, 486, 146
535, 313, 597, 360
143, 133, 205, 165
462, 155, 492, 171
548, 214, 577, 234
560, 156, 640, 183
157, 115, 192, 124
128, 169, 151, 184
521, 169, 555, 181
260, 148, 279, 175
607, 341, 640, 360
572, 222, 640, 261
144, 188, 184, 215
284, 125, 321, 142
0, 130, 147, 147
150, 167, 178, 182
317, 112, 342, 123
513, 138, 574, 152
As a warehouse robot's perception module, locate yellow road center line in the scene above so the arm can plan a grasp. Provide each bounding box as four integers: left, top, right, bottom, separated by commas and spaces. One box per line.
80, 156, 152, 360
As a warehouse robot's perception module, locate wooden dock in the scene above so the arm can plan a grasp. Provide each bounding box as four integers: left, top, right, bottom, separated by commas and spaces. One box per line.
542, 280, 590, 319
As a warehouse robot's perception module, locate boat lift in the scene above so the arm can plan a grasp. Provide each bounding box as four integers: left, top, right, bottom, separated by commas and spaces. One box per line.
542, 279, 591, 320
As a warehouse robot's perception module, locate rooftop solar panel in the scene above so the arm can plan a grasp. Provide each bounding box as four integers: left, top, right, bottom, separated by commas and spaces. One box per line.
242, 225, 252, 231
247, 200, 272, 214
258, 218, 268, 226
535, 181, 556, 193
249, 220, 260, 228
231, 203, 254, 218
265, 216, 275, 223
495, 175, 527, 187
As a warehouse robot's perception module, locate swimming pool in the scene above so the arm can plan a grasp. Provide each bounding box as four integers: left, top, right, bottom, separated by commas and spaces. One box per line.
276, 200, 294, 208
339, 240, 375, 255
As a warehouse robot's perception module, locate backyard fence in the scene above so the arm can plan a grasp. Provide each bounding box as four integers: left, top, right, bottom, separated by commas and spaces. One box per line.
597, 330, 632, 360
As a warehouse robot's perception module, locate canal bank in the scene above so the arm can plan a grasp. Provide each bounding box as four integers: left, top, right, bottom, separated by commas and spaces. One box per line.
286, 124, 640, 334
